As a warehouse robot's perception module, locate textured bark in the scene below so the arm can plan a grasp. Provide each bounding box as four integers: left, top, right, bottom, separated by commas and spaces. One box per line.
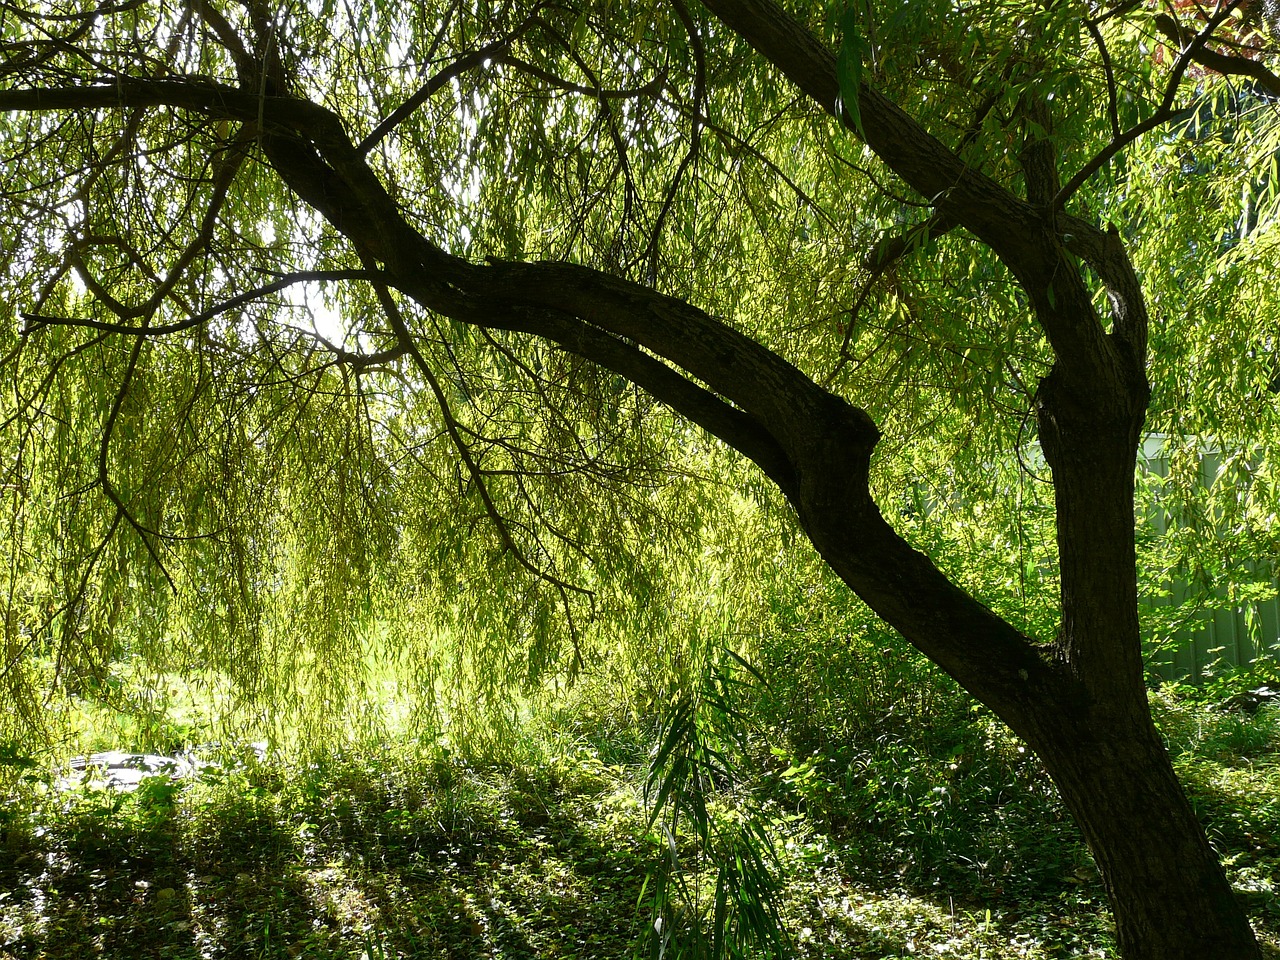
773, 360, 1260, 960
1037, 710, 1259, 959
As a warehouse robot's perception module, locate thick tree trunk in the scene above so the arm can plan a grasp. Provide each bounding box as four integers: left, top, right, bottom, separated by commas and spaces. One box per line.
1026, 366, 1261, 959
1034, 711, 1259, 960
785, 389, 1262, 960
806, 520, 1263, 960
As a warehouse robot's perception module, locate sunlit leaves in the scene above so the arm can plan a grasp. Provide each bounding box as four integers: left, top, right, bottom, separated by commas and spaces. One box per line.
835, 5, 870, 138
641, 646, 788, 960
1, 0, 1280, 794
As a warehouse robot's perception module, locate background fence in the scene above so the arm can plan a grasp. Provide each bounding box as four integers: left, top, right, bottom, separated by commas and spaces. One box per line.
1144, 586, 1280, 683
1139, 435, 1279, 683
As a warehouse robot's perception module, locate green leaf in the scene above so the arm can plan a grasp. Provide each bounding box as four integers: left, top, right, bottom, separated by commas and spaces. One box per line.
836, 6, 872, 140
0, 742, 37, 769
572, 9, 590, 49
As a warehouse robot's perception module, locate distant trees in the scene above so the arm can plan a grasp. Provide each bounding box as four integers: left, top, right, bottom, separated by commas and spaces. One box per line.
3, 1, 1280, 956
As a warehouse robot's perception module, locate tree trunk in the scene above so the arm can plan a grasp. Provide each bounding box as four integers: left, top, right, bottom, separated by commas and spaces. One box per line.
1034, 709, 1259, 960
783, 392, 1262, 960
805, 511, 1264, 960
1026, 366, 1262, 960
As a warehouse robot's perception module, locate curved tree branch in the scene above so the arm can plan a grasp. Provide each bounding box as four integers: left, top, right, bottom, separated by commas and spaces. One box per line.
22, 269, 386, 338
696, 0, 1141, 398
0, 67, 1059, 708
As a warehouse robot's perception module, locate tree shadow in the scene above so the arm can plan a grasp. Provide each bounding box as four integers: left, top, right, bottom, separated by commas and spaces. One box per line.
0, 758, 655, 959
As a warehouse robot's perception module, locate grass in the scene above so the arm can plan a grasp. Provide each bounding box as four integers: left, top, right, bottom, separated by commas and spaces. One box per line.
1, 748, 654, 959
1, 689, 1279, 959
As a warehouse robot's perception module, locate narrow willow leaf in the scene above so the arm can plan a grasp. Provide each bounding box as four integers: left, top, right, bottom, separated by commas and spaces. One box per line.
837, 6, 871, 140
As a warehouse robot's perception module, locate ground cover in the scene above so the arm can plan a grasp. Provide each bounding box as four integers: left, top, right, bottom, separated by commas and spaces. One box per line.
2, 685, 1279, 960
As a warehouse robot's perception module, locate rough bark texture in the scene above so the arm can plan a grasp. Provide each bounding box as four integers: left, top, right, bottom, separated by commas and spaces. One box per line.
0, 2, 1264, 956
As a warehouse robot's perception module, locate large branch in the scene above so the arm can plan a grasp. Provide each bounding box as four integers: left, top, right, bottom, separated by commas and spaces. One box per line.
695, 2, 1038, 245
0, 71, 1070, 728
697, 0, 1147, 390
1153, 12, 1280, 98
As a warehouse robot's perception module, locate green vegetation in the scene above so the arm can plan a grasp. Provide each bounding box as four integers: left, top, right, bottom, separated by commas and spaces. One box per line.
3, 663, 1280, 959
6, 0, 1280, 956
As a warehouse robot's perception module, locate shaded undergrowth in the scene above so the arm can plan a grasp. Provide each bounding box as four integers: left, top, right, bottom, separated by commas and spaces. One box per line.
1, 685, 1278, 959
3, 617, 1280, 960
0, 748, 654, 959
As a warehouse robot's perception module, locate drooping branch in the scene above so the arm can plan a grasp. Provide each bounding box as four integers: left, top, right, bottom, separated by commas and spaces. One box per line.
1054, 0, 1251, 210
695, 0, 1130, 393
364, 269, 593, 670
1084, 15, 1123, 139
96, 314, 177, 593
0, 51, 1064, 721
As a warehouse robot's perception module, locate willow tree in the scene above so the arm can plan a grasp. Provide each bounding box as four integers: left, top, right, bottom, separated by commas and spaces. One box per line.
3, 0, 1280, 955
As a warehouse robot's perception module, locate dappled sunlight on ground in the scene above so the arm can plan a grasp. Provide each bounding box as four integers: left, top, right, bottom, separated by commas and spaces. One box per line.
2, 709, 1278, 959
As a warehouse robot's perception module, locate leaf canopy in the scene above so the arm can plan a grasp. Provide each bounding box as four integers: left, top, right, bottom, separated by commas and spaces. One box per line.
1, 0, 1279, 749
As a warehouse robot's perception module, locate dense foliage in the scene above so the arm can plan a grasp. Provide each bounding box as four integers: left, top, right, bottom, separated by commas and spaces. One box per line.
5, 0, 1280, 956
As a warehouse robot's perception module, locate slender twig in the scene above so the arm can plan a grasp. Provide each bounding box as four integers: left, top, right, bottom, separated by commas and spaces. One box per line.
1053, 0, 1247, 210
357, 15, 542, 156
495, 53, 667, 100
643, 0, 705, 284
22, 269, 384, 337
1084, 16, 1122, 138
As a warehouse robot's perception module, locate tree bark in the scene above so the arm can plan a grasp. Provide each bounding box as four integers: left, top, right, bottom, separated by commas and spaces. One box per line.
777, 390, 1261, 960
1037, 709, 1259, 959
